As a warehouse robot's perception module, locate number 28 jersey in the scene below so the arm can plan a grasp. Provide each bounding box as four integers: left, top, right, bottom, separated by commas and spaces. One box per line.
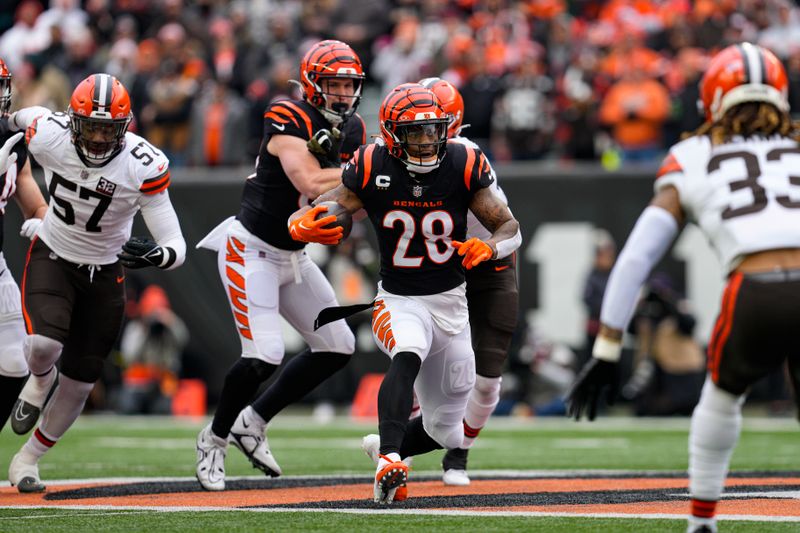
656, 134, 800, 273
342, 141, 494, 296
24, 110, 170, 265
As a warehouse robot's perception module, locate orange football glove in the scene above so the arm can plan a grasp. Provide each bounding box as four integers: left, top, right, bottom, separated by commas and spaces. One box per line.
289, 205, 343, 245
451, 238, 495, 270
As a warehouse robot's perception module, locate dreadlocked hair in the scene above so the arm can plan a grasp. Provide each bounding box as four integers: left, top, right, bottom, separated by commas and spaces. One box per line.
683, 102, 800, 145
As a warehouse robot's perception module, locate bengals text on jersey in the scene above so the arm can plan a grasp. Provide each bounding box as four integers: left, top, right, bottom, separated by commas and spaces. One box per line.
341, 141, 494, 296
237, 98, 366, 250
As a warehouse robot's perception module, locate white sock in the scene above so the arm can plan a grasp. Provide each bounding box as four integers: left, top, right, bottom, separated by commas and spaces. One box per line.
38, 374, 94, 441
18, 367, 57, 407
21, 428, 54, 460
689, 378, 744, 503
462, 375, 501, 448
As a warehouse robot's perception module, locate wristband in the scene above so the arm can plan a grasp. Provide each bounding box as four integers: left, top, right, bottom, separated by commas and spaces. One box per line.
592, 336, 622, 362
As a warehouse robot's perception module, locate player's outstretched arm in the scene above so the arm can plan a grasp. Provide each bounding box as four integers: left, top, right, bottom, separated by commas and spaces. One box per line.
566, 187, 685, 421
457, 187, 521, 268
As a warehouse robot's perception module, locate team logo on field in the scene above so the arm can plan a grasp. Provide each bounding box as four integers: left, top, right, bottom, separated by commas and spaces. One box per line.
95, 178, 117, 196
412, 185, 423, 198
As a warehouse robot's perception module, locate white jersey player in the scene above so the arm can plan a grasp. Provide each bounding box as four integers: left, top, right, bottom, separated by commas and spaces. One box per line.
566, 43, 800, 533
3, 73, 185, 494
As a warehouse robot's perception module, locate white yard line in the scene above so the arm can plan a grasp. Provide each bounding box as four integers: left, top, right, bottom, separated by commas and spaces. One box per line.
2, 505, 800, 523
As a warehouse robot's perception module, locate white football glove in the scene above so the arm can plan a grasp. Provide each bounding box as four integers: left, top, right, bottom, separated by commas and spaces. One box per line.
0, 132, 22, 176
20, 218, 42, 240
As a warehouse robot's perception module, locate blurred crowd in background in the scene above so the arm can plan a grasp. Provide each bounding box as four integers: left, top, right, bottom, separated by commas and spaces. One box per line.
3, 0, 800, 167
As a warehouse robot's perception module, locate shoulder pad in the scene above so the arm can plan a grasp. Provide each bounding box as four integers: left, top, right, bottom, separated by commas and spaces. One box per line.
26, 111, 68, 150
127, 136, 171, 195
264, 100, 314, 139
657, 136, 710, 181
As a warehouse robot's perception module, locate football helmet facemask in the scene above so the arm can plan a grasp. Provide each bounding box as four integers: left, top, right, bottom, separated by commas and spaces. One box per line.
419, 77, 464, 138
0, 58, 11, 115
699, 42, 788, 122
380, 83, 449, 174
300, 40, 365, 126
68, 73, 132, 167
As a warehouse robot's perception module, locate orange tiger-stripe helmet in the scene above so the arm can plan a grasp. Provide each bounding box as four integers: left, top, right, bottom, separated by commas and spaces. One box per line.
300, 40, 365, 124
699, 42, 788, 122
68, 73, 132, 166
379, 83, 450, 173
419, 77, 464, 138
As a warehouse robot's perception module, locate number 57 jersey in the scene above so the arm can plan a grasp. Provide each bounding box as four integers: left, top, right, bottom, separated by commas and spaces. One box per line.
656, 134, 800, 273
25, 110, 170, 265
342, 141, 494, 296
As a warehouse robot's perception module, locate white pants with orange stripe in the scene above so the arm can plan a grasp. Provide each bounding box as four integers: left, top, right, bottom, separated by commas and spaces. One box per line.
211, 219, 355, 364
0, 253, 28, 377
372, 283, 475, 450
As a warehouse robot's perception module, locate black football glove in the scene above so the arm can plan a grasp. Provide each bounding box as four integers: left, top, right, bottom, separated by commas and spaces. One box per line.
307, 127, 344, 168
565, 358, 619, 421
118, 236, 169, 269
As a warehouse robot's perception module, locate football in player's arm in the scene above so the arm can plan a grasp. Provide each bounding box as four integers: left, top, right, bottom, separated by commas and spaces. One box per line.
5, 73, 185, 494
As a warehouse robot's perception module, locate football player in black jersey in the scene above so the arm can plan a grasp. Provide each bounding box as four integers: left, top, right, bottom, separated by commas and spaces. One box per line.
418, 77, 521, 487
289, 84, 520, 503
0, 58, 48, 434
195, 40, 367, 491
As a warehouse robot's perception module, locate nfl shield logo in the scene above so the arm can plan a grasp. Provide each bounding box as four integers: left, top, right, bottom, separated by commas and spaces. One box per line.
80, 170, 89, 180
412, 185, 423, 198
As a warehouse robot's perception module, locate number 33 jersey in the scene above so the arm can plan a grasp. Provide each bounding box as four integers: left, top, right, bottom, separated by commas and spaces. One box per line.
24, 110, 170, 265
656, 134, 800, 273
342, 141, 494, 296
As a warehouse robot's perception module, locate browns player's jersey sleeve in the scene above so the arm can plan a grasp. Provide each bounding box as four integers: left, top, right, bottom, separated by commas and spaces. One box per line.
653, 136, 711, 222
133, 139, 171, 196
262, 100, 315, 141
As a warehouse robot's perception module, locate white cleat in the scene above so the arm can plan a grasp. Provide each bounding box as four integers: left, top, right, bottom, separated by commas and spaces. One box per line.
195, 424, 227, 491
442, 468, 471, 486
228, 406, 282, 477
11, 369, 58, 435
362, 435, 409, 502
373, 455, 408, 504
9, 452, 45, 493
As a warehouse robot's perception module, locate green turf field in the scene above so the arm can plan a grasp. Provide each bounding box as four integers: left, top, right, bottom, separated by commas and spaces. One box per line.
0, 414, 796, 532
